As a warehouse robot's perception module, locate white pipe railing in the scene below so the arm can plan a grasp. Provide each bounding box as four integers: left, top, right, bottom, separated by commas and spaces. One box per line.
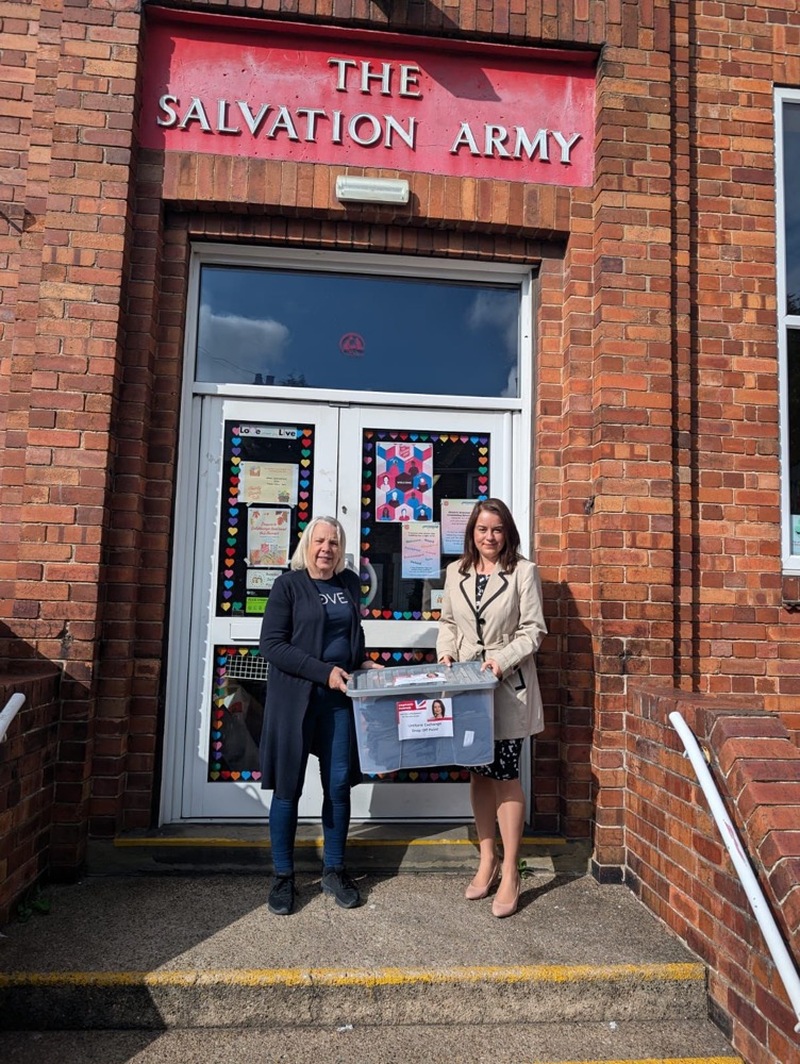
669, 710, 800, 1034
0, 692, 26, 744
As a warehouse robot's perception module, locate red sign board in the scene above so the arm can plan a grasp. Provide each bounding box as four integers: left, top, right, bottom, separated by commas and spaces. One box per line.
141, 8, 596, 187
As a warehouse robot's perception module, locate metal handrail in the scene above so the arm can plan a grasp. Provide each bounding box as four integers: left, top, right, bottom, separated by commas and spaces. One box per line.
669, 710, 800, 1034
0, 692, 26, 744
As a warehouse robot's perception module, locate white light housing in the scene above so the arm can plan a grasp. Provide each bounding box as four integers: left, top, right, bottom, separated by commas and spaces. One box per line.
335, 175, 410, 205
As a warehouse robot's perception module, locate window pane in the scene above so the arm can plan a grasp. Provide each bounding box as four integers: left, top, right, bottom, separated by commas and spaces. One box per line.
196, 265, 520, 398
789, 328, 800, 553
784, 102, 800, 316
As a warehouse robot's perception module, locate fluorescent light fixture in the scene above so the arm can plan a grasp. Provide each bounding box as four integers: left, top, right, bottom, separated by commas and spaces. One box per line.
335, 175, 409, 205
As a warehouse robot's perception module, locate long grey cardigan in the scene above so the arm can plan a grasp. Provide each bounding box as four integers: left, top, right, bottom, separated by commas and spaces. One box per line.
436, 558, 547, 740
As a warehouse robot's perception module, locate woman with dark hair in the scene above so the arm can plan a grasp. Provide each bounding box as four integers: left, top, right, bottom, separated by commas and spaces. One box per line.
437, 498, 547, 918
431, 698, 446, 719
258, 516, 382, 917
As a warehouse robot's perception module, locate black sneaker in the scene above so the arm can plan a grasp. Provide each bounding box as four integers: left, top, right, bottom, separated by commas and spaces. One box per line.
268, 874, 295, 916
321, 866, 361, 909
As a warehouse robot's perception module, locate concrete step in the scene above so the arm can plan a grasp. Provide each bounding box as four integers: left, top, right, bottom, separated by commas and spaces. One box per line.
1, 1021, 743, 1063
86, 823, 593, 877
0, 872, 735, 1054
0, 957, 712, 1029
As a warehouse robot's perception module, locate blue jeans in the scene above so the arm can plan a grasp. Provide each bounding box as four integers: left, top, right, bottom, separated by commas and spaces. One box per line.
269, 695, 353, 875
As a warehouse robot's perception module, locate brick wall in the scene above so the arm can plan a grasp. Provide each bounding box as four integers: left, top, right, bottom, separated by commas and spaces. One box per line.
0, 668, 60, 926
1, 0, 799, 856
626, 682, 800, 1064
0, 0, 143, 863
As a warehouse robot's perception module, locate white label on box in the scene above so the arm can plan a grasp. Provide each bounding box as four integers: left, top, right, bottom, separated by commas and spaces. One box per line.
463, 730, 475, 747
396, 698, 454, 740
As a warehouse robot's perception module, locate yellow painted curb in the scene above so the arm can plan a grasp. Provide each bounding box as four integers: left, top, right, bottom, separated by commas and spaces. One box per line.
531, 1059, 742, 1064
0, 961, 704, 989
112, 835, 565, 849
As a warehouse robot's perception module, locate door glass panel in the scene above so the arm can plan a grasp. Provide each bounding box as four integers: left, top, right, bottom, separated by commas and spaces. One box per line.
206, 644, 473, 787
209, 646, 265, 784
216, 418, 317, 617
360, 428, 491, 621
196, 265, 520, 398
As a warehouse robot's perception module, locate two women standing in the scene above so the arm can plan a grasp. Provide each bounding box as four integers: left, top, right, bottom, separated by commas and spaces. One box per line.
259, 499, 546, 920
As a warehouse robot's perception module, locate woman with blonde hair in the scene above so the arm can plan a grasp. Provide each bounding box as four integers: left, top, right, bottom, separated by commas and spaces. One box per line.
259, 516, 381, 916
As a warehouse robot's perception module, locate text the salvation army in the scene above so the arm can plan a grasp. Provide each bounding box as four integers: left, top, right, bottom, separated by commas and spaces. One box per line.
155, 55, 582, 165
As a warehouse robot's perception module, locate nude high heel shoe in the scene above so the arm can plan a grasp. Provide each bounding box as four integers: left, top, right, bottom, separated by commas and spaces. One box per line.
464, 861, 500, 900
491, 874, 521, 918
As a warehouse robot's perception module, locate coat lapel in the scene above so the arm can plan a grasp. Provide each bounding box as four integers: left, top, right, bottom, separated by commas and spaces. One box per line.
457, 568, 511, 647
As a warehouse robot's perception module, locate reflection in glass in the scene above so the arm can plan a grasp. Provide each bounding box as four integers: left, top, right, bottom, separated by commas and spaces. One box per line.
784, 102, 800, 316
196, 265, 520, 398
789, 329, 800, 523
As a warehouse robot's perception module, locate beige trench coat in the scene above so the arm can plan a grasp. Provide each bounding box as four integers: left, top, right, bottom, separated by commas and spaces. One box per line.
436, 558, 547, 741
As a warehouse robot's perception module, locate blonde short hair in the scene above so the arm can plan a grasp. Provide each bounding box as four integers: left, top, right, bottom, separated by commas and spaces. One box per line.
290, 516, 347, 574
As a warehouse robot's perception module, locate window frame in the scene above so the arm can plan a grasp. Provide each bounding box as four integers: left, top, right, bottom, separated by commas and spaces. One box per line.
184, 244, 534, 413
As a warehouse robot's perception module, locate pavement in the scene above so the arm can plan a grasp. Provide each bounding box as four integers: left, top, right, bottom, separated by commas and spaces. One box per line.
0, 826, 744, 1063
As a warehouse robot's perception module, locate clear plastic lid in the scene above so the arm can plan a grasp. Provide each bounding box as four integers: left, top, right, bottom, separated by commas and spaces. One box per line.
347, 659, 498, 697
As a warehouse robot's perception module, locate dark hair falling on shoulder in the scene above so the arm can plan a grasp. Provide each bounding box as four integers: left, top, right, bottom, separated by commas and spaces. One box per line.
458, 497, 522, 575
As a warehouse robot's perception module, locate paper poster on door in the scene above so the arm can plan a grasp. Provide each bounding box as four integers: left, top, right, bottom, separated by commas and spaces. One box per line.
440, 498, 476, 554
376, 440, 433, 521
397, 697, 454, 739
401, 522, 441, 579
239, 462, 298, 506
247, 507, 291, 567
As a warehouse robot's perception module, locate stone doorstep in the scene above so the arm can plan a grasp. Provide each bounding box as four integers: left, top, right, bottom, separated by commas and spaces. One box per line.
0, 961, 710, 1031
0, 1022, 747, 1064
88, 824, 593, 876
0, 868, 740, 1058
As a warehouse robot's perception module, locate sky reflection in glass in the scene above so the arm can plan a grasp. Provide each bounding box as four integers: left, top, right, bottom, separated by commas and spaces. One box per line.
785, 102, 800, 316
196, 266, 520, 397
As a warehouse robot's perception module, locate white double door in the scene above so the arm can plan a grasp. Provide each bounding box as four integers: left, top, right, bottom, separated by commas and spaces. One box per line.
168, 396, 514, 822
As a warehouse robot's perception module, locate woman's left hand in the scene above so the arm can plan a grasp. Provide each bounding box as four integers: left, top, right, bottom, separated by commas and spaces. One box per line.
359, 660, 385, 670
481, 658, 504, 680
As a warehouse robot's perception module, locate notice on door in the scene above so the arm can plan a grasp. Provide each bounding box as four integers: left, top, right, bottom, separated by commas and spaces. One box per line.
247, 507, 291, 567
239, 462, 298, 506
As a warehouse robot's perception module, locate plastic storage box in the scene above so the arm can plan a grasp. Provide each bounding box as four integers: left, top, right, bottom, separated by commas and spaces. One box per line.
347, 660, 497, 773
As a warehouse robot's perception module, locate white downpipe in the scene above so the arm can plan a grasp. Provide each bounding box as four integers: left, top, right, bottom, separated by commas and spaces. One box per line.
0, 692, 26, 744
669, 711, 800, 1034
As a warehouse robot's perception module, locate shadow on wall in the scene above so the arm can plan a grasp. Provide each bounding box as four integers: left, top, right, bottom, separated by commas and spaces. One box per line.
535, 580, 594, 840
0, 624, 63, 924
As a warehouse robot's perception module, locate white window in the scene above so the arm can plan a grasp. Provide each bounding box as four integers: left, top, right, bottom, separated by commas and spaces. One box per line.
776, 89, 800, 571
